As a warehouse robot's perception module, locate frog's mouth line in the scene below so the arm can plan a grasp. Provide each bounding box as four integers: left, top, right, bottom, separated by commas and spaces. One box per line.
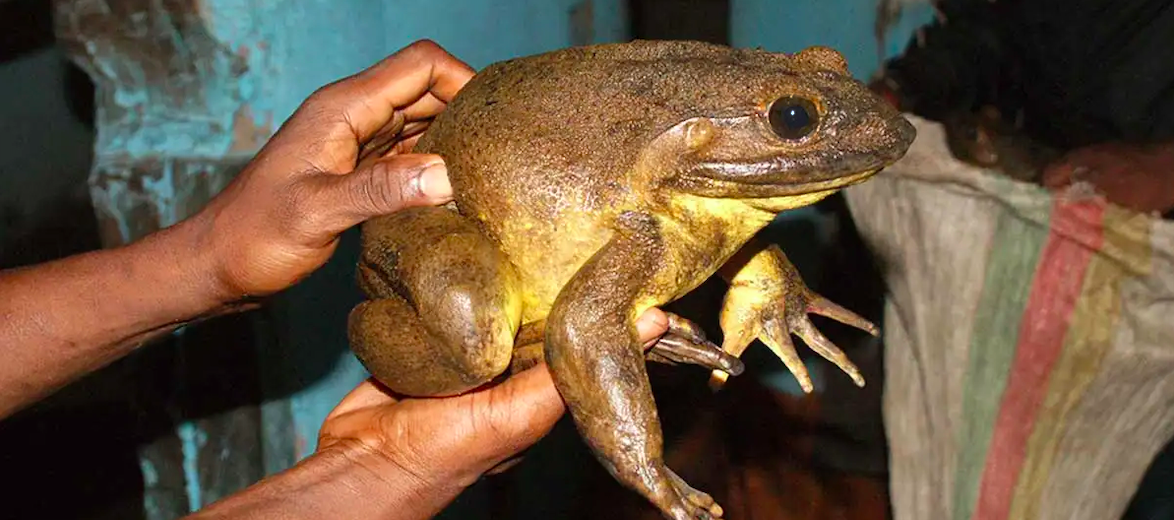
680, 165, 885, 199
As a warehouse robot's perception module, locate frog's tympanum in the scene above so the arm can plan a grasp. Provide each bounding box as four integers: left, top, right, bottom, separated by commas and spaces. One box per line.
348, 40, 914, 520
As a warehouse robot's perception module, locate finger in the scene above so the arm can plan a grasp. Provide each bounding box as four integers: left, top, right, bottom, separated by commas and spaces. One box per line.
635, 308, 669, 348
299, 40, 475, 142
317, 153, 452, 231
472, 365, 565, 459
325, 379, 398, 422
397, 133, 426, 154
401, 92, 449, 123
357, 120, 434, 170
356, 111, 408, 166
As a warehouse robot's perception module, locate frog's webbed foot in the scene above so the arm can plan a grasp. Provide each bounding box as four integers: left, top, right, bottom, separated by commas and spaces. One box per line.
753, 281, 873, 392
646, 313, 745, 376
666, 468, 724, 519
629, 465, 723, 520
713, 241, 877, 392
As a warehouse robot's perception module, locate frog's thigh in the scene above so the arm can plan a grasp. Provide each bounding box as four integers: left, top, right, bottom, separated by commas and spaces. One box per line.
546, 212, 723, 520
348, 207, 523, 397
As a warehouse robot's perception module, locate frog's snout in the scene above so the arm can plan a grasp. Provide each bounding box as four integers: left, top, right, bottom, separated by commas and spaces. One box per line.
890, 115, 917, 156
855, 109, 916, 166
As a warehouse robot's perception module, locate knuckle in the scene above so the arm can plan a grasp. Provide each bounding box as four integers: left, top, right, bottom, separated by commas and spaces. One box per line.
404, 39, 443, 58
302, 82, 342, 112
352, 161, 415, 215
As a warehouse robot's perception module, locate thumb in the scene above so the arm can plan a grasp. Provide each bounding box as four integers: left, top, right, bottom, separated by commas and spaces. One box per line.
468, 365, 565, 465
322, 153, 454, 231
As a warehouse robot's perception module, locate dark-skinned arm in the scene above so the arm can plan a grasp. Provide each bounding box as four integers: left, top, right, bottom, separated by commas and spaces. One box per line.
0, 40, 471, 419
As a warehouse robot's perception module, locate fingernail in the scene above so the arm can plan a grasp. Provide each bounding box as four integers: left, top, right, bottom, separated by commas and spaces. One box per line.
417, 161, 452, 201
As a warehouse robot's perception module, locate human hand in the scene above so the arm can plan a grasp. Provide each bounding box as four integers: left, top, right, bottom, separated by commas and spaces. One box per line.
316, 311, 672, 503
1042, 141, 1174, 214
189, 40, 475, 301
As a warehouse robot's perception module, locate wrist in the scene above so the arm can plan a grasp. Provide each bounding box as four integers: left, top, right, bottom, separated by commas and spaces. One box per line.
189, 440, 458, 520
132, 215, 254, 320
312, 440, 469, 519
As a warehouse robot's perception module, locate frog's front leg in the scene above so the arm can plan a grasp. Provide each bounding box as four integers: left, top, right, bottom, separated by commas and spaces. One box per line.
511, 313, 744, 376
712, 238, 878, 392
546, 212, 723, 520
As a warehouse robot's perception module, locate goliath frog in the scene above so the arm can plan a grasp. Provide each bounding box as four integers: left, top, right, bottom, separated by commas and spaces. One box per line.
348, 40, 914, 520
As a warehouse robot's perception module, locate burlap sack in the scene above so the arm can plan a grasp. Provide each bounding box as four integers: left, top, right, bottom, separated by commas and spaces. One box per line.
844, 115, 1174, 520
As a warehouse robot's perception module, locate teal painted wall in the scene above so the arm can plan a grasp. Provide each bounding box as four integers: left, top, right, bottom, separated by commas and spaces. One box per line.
731, 0, 931, 79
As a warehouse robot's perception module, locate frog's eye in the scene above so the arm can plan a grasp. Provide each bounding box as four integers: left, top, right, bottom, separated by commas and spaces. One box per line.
768, 97, 819, 140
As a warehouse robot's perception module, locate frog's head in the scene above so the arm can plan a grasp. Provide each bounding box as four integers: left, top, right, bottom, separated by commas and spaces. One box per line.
639, 45, 915, 211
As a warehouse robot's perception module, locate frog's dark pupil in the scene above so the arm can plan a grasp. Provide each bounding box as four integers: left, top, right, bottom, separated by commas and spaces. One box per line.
768, 97, 818, 140
782, 105, 810, 130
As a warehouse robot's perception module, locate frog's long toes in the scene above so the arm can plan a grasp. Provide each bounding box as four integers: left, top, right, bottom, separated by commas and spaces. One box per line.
808, 294, 880, 336
762, 319, 815, 393
650, 334, 745, 376
665, 469, 724, 519
664, 312, 710, 344
792, 318, 865, 387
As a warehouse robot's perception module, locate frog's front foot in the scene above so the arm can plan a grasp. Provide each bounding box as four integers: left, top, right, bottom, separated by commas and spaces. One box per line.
509, 312, 744, 377
715, 243, 878, 392
647, 312, 745, 376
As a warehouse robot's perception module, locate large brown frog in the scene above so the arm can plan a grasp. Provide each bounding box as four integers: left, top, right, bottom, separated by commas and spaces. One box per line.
348, 40, 914, 520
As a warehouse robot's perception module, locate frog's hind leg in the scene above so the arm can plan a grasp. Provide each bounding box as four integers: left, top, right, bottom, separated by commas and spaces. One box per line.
347, 206, 523, 397
546, 211, 724, 520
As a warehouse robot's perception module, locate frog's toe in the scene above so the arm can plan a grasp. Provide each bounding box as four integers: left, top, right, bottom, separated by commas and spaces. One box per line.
785, 309, 865, 388
651, 468, 725, 520
647, 325, 745, 376
807, 294, 879, 336
760, 317, 815, 393
667, 469, 723, 518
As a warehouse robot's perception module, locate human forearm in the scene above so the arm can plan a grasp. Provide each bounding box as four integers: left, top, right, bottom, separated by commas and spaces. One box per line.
0, 217, 239, 417
188, 441, 466, 520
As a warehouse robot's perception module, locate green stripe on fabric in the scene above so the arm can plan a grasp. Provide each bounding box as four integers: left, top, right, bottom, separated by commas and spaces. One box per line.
951, 205, 1051, 520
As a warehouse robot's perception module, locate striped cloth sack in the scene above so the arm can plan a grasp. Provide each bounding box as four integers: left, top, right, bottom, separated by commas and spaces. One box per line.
843, 116, 1174, 520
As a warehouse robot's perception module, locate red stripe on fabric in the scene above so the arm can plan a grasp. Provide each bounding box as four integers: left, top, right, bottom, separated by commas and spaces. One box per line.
972, 199, 1106, 520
